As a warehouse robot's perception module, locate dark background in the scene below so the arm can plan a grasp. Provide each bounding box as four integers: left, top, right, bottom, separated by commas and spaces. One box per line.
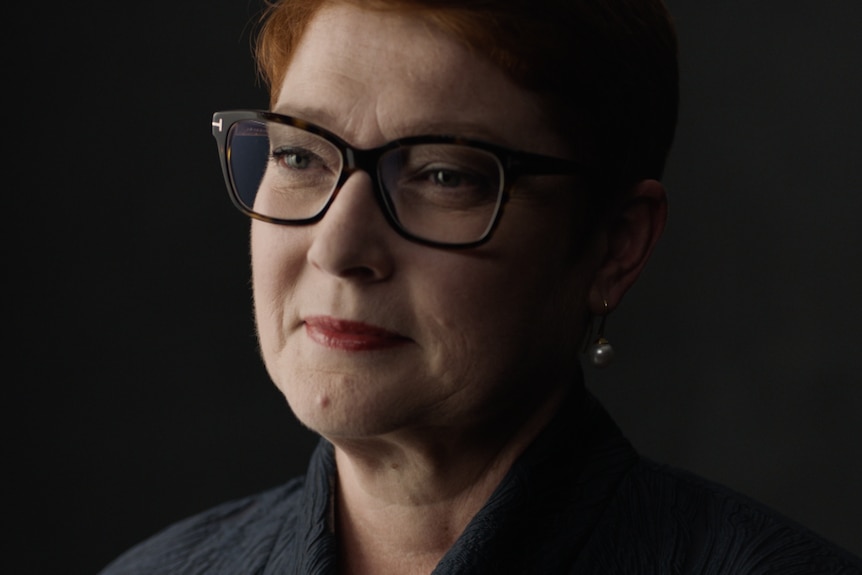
12, 1, 861, 573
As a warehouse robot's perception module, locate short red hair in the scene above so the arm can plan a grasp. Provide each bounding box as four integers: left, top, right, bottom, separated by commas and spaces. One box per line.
254, 0, 678, 191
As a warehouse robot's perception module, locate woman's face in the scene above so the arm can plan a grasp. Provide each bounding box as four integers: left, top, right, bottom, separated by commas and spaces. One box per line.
252, 2, 600, 440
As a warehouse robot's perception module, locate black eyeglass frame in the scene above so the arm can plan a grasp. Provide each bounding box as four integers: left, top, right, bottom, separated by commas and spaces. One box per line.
212, 109, 591, 248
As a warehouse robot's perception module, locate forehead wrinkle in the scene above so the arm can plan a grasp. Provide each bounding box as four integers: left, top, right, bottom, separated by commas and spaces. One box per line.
277, 2, 570, 155
277, 64, 387, 146
310, 4, 492, 135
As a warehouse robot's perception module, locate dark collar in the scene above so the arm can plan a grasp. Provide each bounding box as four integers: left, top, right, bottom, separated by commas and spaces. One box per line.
294, 376, 638, 575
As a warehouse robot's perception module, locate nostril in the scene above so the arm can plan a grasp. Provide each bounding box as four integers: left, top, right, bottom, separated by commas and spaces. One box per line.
339, 265, 378, 280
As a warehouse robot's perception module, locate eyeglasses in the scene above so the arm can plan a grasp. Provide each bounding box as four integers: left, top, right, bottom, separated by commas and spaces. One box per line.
211, 110, 589, 248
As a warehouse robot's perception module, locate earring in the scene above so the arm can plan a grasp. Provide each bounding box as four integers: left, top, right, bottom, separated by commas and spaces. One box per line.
588, 300, 615, 368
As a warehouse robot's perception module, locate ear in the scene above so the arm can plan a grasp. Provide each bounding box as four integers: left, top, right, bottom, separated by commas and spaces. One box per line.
588, 179, 667, 314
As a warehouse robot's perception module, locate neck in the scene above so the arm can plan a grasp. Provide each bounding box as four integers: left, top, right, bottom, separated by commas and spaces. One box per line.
331, 382, 570, 575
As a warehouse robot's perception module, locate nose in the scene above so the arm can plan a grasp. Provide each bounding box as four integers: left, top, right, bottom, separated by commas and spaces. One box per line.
306, 171, 396, 281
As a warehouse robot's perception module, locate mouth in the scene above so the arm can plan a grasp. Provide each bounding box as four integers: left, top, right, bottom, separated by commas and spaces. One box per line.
303, 316, 411, 351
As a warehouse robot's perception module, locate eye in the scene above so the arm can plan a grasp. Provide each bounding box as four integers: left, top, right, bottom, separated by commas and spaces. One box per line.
272, 148, 315, 170
419, 165, 490, 194
431, 169, 464, 188
380, 144, 503, 210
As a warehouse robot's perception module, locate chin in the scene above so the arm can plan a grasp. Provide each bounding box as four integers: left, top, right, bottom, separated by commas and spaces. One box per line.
277, 371, 407, 439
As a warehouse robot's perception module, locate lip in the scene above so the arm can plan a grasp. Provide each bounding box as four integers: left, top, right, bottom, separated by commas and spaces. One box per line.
303, 316, 410, 351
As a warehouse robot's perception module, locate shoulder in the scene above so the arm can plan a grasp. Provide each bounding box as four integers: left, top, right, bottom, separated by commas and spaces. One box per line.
97, 478, 306, 575
576, 457, 862, 574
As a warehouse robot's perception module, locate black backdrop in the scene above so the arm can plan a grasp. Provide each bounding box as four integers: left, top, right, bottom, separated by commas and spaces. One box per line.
12, 1, 861, 573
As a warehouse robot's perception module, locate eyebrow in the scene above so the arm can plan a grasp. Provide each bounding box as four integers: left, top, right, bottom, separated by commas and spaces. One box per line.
271, 104, 340, 130
271, 103, 513, 147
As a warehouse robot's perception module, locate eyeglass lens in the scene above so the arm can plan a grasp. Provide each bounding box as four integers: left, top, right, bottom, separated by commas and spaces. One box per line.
226, 119, 505, 244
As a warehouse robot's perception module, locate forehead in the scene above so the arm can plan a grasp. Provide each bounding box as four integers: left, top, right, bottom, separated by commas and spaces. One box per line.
273, 2, 571, 156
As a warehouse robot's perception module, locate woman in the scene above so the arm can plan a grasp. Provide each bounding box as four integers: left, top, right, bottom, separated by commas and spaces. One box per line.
100, 0, 862, 573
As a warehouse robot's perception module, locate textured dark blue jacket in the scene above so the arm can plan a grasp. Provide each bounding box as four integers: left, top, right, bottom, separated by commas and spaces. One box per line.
99, 388, 862, 574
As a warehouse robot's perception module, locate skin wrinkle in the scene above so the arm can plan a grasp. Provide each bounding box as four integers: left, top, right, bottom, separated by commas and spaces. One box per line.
331, 379, 566, 506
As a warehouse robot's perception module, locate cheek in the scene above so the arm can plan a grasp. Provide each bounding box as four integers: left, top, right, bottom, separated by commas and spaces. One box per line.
500, 236, 594, 350
415, 251, 589, 369
250, 224, 306, 352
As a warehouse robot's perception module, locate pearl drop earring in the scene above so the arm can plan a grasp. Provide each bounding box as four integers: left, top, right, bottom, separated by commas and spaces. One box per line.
588, 300, 614, 368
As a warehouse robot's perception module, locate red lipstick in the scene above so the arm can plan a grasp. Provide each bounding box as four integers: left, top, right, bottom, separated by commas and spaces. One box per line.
304, 316, 409, 351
